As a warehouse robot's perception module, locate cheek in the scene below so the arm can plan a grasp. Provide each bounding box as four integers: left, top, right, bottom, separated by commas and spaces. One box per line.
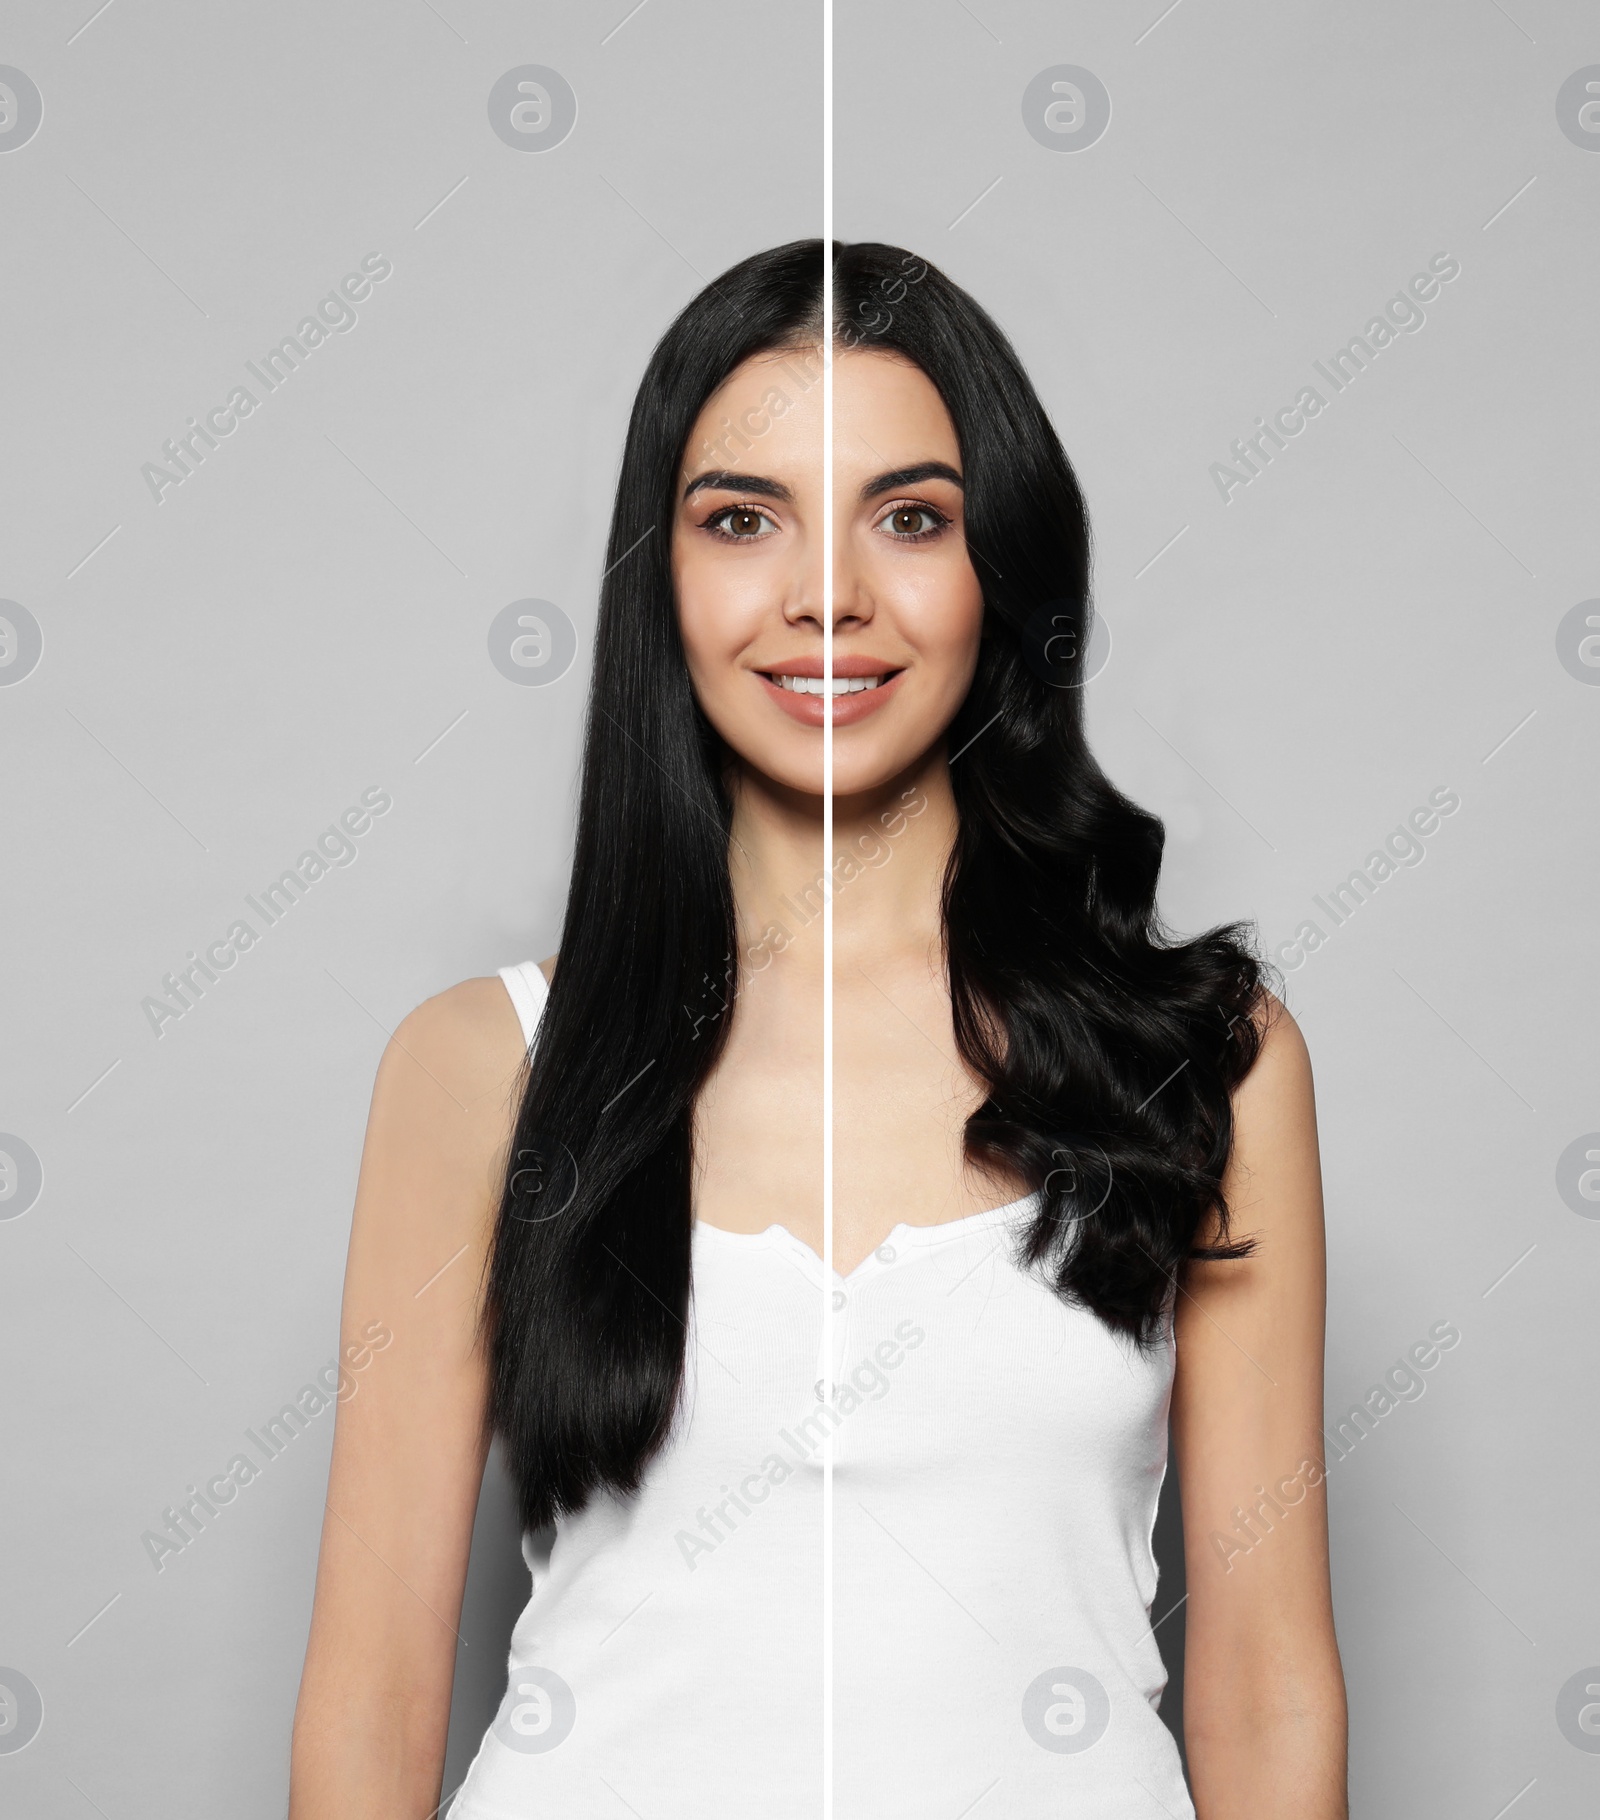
890, 558, 984, 691
672, 538, 769, 694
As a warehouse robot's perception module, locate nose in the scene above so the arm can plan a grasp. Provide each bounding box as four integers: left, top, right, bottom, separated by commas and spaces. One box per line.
779, 526, 874, 637
830, 538, 873, 635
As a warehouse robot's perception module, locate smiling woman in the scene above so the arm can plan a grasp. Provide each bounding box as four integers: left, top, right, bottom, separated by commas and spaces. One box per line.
289, 240, 1348, 1820
673, 347, 982, 772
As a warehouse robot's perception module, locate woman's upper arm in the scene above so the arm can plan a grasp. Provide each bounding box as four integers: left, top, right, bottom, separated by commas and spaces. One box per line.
291, 974, 527, 1804
1170, 995, 1347, 1799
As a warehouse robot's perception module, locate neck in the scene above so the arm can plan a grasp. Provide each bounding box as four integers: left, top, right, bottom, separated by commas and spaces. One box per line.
726, 747, 957, 973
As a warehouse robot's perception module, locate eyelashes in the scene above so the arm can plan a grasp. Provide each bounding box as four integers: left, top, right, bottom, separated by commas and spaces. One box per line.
876, 504, 950, 542
698, 502, 953, 544
701, 505, 780, 543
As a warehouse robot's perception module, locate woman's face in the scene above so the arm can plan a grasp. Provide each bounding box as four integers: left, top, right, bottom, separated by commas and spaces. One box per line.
671, 343, 983, 801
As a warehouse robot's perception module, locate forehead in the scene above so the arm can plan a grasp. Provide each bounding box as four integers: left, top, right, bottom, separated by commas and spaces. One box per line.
682, 347, 957, 485
834, 349, 958, 474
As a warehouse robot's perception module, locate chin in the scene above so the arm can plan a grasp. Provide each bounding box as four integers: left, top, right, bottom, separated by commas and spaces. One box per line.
714, 706, 943, 803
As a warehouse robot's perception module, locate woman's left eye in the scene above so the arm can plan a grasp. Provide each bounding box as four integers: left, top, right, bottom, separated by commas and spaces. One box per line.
878, 504, 949, 541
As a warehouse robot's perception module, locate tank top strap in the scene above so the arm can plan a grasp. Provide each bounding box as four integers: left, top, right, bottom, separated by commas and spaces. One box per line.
496, 960, 550, 1051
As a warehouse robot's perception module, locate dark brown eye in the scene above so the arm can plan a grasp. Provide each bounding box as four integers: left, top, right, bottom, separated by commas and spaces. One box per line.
884, 506, 942, 538
727, 508, 764, 537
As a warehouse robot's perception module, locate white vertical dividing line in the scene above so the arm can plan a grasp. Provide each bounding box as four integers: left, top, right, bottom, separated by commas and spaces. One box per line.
820, 4, 835, 1813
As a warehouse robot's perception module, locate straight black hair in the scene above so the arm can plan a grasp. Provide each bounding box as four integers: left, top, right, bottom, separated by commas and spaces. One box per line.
483, 239, 1273, 1534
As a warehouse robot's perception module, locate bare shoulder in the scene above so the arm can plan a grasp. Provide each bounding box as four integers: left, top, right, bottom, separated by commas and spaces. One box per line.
358, 976, 529, 1227
385, 974, 527, 1099
1215, 988, 1322, 1248
1236, 988, 1314, 1116
538, 952, 557, 986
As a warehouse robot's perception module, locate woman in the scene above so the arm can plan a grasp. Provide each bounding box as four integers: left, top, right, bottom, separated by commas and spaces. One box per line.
290, 240, 1348, 1818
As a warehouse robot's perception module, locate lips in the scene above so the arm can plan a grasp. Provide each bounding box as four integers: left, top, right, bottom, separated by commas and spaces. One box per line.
754, 663, 906, 727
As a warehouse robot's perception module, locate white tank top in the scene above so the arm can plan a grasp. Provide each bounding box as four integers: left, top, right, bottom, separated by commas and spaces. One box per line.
448, 961, 1192, 1819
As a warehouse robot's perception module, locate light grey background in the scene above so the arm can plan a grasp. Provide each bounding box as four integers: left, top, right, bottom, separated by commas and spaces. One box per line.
835, 1, 1599, 1815
0, 1, 820, 1813
2, 1, 1596, 1816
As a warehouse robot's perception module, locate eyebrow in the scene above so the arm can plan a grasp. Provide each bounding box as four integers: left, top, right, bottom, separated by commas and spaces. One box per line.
859, 460, 963, 501
681, 469, 794, 503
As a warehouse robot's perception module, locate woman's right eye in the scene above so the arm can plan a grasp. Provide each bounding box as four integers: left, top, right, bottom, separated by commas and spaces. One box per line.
704, 506, 779, 541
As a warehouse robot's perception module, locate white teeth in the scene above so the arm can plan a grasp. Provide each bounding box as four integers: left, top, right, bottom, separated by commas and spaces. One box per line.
772, 674, 885, 695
